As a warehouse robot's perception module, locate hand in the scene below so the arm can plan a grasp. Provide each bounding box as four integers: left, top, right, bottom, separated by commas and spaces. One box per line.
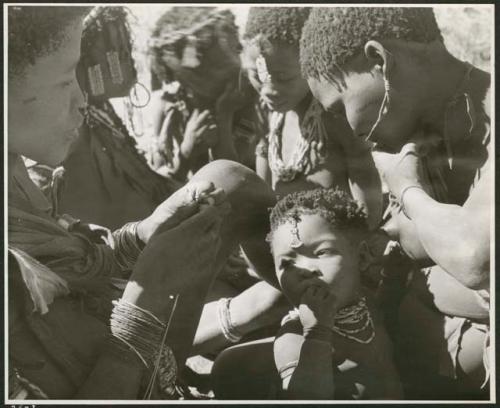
123, 203, 230, 320
137, 181, 226, 243
298, 280, 338, 332
372, 140, 424, 199
181, 109, 218, 157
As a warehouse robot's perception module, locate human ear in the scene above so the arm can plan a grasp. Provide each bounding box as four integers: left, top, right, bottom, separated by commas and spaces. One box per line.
364, 40, 394, 76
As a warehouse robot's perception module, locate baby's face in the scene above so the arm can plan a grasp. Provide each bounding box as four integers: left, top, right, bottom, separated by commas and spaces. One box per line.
271, 213, 360, 309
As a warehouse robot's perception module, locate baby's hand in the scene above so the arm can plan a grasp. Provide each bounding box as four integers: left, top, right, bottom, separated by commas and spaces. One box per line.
298, 280, 337, 332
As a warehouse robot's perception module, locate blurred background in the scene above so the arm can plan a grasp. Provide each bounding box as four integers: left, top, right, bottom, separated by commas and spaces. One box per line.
115, 5, 493, 151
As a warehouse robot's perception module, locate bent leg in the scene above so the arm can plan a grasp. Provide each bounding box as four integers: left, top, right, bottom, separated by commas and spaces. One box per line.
167, 160, 278, 369
212, 337, 279, 400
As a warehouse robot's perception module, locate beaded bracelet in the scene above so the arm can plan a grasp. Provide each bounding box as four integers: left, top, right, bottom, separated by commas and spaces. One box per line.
217, 297, 243, 343
112, 222, 143, 270
399, 185, 425, 220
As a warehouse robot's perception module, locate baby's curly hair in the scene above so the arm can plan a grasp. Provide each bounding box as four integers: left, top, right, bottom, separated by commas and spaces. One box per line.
8, 6, 91, 78
244, 7, 311, 47
300, 7, 443, 82
268, 188, 368, 242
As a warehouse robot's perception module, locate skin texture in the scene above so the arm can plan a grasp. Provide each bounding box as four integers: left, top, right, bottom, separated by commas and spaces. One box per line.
306, 37, 491, 395
8, 21, 86, 167
6, 13, 272, 398
212, 214, 402, 400
243, 41, 382, 227
271, 214, 361, 310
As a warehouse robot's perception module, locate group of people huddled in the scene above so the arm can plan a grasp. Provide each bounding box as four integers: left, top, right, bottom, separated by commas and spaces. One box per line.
8, 5, 491, 401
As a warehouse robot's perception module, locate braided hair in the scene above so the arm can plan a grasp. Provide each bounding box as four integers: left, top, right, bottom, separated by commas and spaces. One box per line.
244, 6, 311, 48
80, 6, 133, 57
300, 7, 443, 82
268, 188, 368, 242
8, 6, 91, 78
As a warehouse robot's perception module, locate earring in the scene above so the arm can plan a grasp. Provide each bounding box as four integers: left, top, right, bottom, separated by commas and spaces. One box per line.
290, 218, 303, 249
365, 71, 391, 142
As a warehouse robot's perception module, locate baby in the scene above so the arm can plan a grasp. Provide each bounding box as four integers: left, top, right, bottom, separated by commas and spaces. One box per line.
268, 188, 402, 399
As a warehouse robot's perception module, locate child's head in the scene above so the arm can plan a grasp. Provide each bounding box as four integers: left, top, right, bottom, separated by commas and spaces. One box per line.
300, 7, 443, 152
268, 188, 368, 308
242, 7, 311, 113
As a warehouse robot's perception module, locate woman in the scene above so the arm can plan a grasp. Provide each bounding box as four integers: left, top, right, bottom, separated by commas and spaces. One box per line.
7, 6, 275, 399
148, 7, 260, 180
55, 6, 180, 230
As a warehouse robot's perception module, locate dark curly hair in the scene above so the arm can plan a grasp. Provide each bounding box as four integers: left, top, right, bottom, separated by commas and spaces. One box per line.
149, 7, 240, 85
268, 188, 368, 242
152, 6, 217, 38
300, 7, 443, 81
8, 6, 91, 78
244, 6, 311, 46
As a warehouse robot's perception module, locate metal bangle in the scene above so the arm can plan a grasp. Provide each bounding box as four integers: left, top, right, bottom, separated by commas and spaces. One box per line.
399, 185, 425, 220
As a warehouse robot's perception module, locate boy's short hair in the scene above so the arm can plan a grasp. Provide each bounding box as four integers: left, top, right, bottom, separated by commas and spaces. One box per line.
300, 7, 443, 81
269, 188, 368, 241
8, 6, 91, 78
244, 7, 311, 46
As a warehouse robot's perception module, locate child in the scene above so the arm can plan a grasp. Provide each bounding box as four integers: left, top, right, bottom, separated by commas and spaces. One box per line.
148, 7, 259, 180
267, 188, 402, 399
300, 7, 491, 398
242, 7, 382, 229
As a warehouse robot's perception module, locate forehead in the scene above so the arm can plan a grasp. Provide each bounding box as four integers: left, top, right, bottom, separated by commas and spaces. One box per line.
242, 41, 299, 70
307, 76, 343, 109
11, 20, 83, 93
271, 213, 344, 254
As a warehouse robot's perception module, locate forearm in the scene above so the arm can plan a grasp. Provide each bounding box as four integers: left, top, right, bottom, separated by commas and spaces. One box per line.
192, 282, 287, 355
211, 114, 238, 161
285, 339, 334, 399
404, 188, 490, 289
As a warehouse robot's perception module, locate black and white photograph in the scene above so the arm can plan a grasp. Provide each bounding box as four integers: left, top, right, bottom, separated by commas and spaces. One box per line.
5, 3, 494, 403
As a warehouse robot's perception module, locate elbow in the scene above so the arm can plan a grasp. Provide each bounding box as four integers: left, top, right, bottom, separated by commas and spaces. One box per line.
453, 246, 490, 290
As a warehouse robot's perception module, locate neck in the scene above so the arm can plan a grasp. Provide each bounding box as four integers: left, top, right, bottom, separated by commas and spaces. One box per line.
418, 50, 473, 133
290, 92, 313, 119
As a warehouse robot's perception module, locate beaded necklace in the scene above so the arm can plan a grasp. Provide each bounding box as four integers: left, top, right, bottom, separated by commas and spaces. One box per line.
284, 296, 376, 344
331, 297, 375, 344
268, 98, 328, 182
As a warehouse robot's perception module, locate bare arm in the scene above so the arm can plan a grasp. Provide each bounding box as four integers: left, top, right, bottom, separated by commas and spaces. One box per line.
274, 325, 335, 399
403, 163, 491, 289
192, 281, 287, 355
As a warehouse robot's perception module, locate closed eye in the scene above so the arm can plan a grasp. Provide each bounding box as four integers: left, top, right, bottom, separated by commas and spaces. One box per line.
315, 248, 338, 257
